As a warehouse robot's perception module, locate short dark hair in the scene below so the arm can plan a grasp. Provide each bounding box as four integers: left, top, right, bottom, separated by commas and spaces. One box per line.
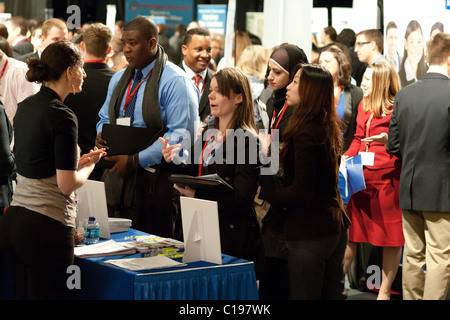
324, 26, 337, 42
337, 28, 356, 48
428, 32, 450, 66
357, 29, 384, 53
183, 27, 210, 46
123, 16, 158, 41
386, 21, 398, 34
8, 16, 29, 36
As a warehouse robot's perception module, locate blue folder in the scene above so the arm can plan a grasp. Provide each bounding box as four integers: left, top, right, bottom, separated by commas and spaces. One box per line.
346, 154, 366, 195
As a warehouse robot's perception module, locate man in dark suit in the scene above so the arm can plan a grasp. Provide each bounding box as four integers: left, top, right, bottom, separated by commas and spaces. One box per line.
179, 27, 214, 122
5, 16, 33, 58
387, 32, 450, 300
64, 23, 116, 181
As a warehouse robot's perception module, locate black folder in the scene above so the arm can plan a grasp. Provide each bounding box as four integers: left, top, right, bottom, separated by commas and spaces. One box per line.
99, 124, 160, 169
169, 174, 234, 190
101, 124, 156, 156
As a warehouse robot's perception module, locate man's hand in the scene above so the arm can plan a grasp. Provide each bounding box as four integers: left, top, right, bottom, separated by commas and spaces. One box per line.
106, 155, 129, 176
95, 132, 108, 150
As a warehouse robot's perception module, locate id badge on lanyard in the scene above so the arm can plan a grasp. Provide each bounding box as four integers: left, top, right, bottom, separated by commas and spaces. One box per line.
359, 113, 375, 166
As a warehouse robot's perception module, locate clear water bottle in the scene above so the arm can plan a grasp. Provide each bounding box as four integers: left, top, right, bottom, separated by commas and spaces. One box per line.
85, 216, 100, 244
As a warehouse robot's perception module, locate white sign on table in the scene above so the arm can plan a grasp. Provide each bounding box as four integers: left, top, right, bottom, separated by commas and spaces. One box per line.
180, 197, 222, 264
77, 180, 111, 239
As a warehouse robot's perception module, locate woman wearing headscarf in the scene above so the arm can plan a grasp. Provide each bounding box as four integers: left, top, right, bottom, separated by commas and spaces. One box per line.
257, 44, 308, 300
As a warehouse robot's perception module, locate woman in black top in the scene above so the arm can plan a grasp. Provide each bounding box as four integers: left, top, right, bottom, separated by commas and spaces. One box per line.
0, 41, 105, 299
272, 64, 348, 299
258, 44, 309, 300
160, 68, 264, 277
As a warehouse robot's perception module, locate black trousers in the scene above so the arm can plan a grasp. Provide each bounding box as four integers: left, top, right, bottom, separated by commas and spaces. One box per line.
0, 206, 74, 299
285, 230, 348, 300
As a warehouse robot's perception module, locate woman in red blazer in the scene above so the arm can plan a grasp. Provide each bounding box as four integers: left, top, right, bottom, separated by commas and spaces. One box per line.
343, 62, 403, 299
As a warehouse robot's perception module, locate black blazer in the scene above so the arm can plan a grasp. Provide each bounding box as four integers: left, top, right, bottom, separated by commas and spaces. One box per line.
17, 50, 39, 63
12, 39, 33, 59
342, 85, 363, 152
178, 63, 214, 121
388, 72, 450, 212
168, 128, 264, 275
271, 120, 349, 241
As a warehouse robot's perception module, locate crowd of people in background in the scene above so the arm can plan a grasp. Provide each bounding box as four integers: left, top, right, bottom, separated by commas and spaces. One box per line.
0, 12, 448, 301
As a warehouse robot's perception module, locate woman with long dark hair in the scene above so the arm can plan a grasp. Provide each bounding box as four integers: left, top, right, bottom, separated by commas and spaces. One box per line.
257, 44, 308, 300
270, 64, 349, 299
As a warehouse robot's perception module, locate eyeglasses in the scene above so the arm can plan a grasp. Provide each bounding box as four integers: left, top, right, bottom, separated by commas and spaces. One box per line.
355, 41, 371, 48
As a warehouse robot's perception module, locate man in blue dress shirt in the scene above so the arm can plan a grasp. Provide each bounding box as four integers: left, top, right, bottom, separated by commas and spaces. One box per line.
96, 16, 199, 238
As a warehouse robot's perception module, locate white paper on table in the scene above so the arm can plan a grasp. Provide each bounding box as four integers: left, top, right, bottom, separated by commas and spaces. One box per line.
105, 255, 186, 271
74, 240, 135, 258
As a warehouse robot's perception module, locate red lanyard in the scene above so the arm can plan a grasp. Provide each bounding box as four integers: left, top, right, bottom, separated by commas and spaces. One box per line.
271, 101, 288, 131
364, 113, 374, 152
0, 57, 8, 81
15, 38, 30, 44
122, 68, 153, 116
198, 133, 222, 176
84, 60, 106, 63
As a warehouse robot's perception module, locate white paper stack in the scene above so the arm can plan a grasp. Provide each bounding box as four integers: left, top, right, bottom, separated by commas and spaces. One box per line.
105, 255, 186, 271
108, 218, 132, 233
74, 240, 136, 258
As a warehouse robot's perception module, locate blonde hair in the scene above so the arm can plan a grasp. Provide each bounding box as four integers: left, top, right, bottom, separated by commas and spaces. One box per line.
363, 62, 401, 117
41, 18, 67, 38
236, 45, 270, 80
233, 30, 252, 65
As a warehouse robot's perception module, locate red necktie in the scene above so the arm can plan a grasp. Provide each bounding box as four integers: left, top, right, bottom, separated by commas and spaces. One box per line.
194, 74, 201, 91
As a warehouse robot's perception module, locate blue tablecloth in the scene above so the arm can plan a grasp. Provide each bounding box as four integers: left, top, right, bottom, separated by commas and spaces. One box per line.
69, 229, 259, 300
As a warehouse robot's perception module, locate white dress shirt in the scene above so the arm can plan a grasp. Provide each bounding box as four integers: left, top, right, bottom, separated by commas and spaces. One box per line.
0, 53, 40, 125
182, 61, 207, 96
